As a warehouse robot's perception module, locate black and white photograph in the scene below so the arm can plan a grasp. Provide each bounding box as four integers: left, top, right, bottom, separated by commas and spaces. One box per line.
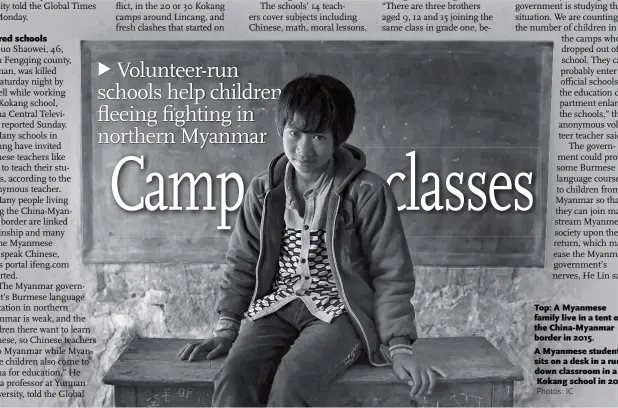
82, 40, 550, 407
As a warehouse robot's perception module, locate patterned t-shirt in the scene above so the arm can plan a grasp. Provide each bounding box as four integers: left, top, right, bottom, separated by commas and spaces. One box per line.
246, 160, 346, 323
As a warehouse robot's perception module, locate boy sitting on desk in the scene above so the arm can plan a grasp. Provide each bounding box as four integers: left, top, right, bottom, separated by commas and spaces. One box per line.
178, 73, 446, 407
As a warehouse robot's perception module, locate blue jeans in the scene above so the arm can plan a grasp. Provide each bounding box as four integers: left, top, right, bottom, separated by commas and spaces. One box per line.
212, 299, 362, 407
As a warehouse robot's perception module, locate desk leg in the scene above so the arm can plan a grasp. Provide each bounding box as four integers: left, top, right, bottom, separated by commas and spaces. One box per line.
491, 382, 514, 407
115, 386, 137, 407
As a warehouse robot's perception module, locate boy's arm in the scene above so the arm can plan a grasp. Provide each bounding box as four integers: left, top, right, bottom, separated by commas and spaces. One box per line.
214, 178, 264, 329
356, 181, 418, 348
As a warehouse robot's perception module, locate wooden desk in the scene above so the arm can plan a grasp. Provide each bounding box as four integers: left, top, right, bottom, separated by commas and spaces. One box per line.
103, 336, 523, 407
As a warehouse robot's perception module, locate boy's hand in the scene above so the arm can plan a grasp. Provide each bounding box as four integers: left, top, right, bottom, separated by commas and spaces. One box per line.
177, 337, 233, 362
391, 354, 448, 398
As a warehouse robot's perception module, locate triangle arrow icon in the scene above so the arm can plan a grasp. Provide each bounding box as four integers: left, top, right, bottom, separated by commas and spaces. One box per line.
98, 62, 111, 76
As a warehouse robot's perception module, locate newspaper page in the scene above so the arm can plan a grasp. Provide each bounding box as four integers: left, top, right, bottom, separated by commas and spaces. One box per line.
0, 0, 617, 406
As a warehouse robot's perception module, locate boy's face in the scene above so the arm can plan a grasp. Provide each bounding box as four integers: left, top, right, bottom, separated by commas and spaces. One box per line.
282, 123, 334, 181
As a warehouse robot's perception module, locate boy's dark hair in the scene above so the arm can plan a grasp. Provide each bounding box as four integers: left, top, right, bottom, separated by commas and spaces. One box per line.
275, 73, 356, 146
